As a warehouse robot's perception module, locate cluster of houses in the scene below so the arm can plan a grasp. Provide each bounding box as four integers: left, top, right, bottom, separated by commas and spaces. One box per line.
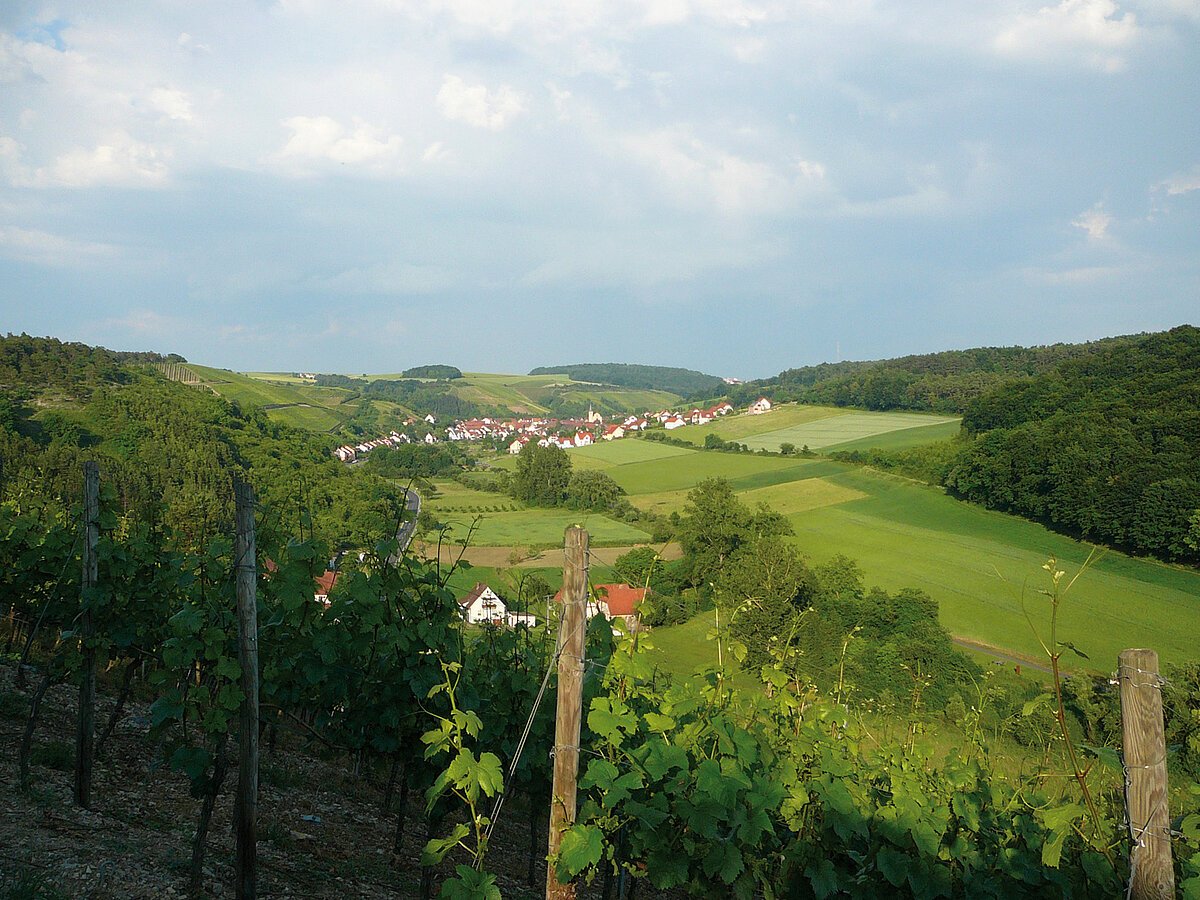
458, 581, 649, 632
331, 413, 441, 462
330, 397, 774, 463
301, 571, 649, 632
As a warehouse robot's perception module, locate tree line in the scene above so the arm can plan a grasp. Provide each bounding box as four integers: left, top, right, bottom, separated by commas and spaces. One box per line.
728, 333, 1144, 414
528, 362, 724, 398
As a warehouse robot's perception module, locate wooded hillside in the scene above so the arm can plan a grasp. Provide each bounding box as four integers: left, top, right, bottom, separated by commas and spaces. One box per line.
529, 362, 725, 398
732, 334, 1140, 414
945, 325, 1200, 560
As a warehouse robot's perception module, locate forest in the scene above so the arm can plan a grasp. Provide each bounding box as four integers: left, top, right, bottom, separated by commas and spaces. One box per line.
315, 373, 487, 421
944, 325, 1200, 560
528, 363, 725, 398
730, 333, 1141, 414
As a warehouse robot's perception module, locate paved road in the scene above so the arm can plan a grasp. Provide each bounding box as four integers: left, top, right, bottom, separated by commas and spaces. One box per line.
389, 489, 421, 564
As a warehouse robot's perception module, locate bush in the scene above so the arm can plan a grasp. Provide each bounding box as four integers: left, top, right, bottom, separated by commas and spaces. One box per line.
30, 741, 73, 771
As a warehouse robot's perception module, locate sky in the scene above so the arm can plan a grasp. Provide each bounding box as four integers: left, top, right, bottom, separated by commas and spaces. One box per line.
0, 0, 1197, 379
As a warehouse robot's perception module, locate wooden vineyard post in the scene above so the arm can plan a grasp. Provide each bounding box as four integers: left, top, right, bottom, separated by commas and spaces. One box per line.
1117, 648, 1174, 900
234, 481, 260, 899
546, 526, 588, 900
74, 460, 99, 809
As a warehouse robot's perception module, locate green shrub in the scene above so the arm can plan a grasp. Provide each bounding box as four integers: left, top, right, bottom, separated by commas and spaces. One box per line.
29, 741, 73, 772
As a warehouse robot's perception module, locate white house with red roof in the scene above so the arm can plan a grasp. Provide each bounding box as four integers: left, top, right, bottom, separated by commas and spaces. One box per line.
663, 415, 687, 430
314, 570, 340, 607
554, 583, 648, 631
602, 424, 626, 441
459, 583, 507, 625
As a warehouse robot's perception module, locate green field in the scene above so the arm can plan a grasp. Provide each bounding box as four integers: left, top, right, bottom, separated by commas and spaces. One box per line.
737, 411, 961, 452
427, 479, 521, 513
537, 433, 1200, 670
426, 477, 649, 547
185, 366, 351, 431
367, 371, 683, 417
439, 508, 650, 548
823, 419, 962, 453
567, 439, 695, 469
675, 405, 850, 445
781, 468, 1200, 670
596, 449, 830, 496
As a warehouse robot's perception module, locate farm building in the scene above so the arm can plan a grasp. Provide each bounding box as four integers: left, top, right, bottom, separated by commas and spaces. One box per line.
459, 583, 507, 625
554, 583, 648, 631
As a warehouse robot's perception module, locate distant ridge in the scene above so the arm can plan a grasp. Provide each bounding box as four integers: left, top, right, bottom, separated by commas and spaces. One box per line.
726, 331, 1154, 415
529, 363, 724, 398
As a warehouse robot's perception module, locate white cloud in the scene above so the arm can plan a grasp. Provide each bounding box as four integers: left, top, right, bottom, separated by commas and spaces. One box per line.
1158, 165, 1200, 195
18, 132, 170, 187
436, 75, 526, 130
149, 87, 193, 122
994, 0, 1139, 71
0, 225, 120, 266
1072, 203, 1113, 238
619, 128, 826, 216
274, 115, 403, 172
795, 158, 826, 180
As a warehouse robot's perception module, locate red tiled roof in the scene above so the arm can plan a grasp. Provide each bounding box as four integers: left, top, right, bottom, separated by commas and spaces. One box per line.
315, 570, 339, 596
553, 583, 648, 618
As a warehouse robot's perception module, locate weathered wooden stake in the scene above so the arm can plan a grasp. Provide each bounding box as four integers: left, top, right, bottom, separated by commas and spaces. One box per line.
74, 460, 99, 809
234, 480, 260, 900
1118, 648, 1174, 900
546, 526, 588, 900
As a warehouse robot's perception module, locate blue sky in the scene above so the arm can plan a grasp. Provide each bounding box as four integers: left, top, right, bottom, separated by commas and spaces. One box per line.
0, 0, 1196, 378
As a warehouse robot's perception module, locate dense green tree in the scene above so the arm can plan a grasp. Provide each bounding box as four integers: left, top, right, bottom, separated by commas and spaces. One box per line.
511, 442, 571, 506
944, 326, 1200, 560
528, 362, 723, 397
675, 478, 791, 589
565, 469, 625, 511
401, 364, 462, 379
722, 535, 815, 671
363, 442, 464, 479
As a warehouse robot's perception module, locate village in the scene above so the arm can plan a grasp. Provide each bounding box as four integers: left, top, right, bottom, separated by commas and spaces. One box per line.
322, 394, 777, 630
331, 395, 773, 463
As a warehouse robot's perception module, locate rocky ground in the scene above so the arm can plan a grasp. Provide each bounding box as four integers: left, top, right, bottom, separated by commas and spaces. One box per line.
0, 661, 643, 899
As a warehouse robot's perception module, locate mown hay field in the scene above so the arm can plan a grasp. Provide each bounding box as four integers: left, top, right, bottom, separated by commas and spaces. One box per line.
782, 468, 1200, 669
736, 411, 960, 451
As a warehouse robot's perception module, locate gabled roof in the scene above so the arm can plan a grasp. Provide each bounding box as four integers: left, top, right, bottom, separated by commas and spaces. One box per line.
315, 570, 339, 596
594, 584, 647, 617
553, 583, 648, 617
460, 582, 498, 608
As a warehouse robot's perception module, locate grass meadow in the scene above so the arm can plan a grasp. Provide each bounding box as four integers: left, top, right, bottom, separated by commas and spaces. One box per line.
781, 468, 1200, 670
437, 508, 650, 548
544, 432, 1200, 671
736, 411, 961, 452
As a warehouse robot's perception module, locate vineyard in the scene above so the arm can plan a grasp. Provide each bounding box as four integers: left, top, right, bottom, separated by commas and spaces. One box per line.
3, 466, 1199, 898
